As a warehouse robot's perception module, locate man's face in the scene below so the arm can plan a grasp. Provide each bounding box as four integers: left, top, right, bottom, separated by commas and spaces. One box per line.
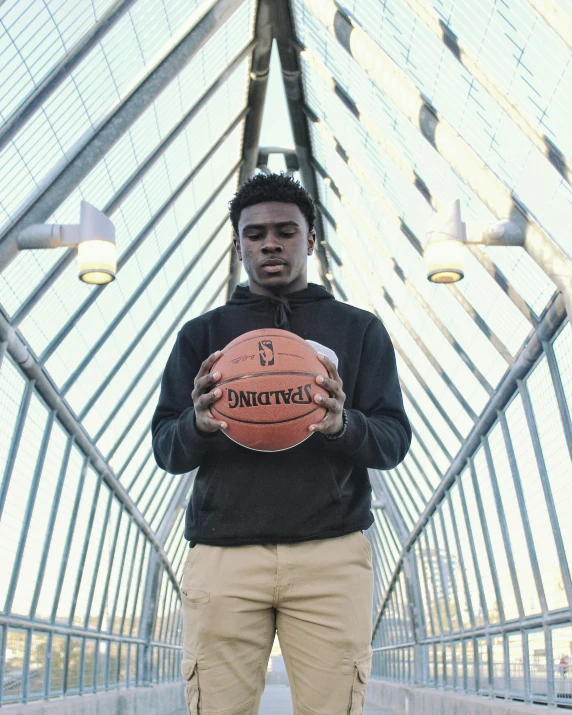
234, 202, 315, 296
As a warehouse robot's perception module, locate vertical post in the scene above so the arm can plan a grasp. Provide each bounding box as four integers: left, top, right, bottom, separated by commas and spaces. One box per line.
137, 471, 194, 684
272, 0, 332, 291
228, 0, 273, 294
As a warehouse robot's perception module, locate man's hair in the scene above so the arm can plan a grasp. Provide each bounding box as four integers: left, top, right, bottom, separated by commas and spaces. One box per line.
228, 172, 316, 234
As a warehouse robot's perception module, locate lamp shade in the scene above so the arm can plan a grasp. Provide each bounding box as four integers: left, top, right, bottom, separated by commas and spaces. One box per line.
426, 199, 465, 283
77, 239, 116, 284
426, 238, 465, 283
77, 200, 116, 284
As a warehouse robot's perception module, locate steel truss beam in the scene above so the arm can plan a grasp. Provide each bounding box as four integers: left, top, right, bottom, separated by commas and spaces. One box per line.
0, 0, 247, 274
371, 292, 568, 639
0, 0, 138, 154
228, 0, 273, 295
271, 0, 332, 292
100, 247, 233, 462
10, 41, 254, 326
299, 44, 537, 327
0, 315, 180, 595
300, 0, 572, 320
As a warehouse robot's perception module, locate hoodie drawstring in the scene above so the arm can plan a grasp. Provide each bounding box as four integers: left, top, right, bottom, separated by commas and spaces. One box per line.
269, 294, 293, 331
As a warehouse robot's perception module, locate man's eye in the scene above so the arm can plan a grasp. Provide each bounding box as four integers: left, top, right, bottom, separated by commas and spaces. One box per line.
281, 232, 295, 237
246, 234, 262, 240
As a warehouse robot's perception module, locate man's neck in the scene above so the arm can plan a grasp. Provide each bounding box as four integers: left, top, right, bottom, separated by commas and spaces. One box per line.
247, 280, 308, 297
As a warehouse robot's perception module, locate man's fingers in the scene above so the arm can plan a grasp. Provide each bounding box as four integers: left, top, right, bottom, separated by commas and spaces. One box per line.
316, 352, 342, 385
314, 394, 342, 413
195, 394, 227, 433
197, 388, 222, 410
195, 370, 221, 395
316, 374, 343, 396
197, 411, 228, 432
194, 351, 222, 385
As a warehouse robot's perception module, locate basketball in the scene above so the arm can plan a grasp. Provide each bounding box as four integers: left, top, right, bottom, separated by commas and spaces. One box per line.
210, 328, 329, 451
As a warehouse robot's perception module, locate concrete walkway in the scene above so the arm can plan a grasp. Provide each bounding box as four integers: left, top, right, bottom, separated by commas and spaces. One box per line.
174, 685, 389, 714
259, 685, 388, 713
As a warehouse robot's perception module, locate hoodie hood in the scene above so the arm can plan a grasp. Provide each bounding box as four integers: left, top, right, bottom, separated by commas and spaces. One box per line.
227, 283, 335, 331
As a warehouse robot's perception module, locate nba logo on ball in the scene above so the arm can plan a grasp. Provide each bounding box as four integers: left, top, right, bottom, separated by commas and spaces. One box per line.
259, 340, 274, 366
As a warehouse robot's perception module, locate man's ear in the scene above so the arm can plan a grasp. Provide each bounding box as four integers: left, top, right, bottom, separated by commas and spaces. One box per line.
307, 230, 316, 255
233, 234, 242, 261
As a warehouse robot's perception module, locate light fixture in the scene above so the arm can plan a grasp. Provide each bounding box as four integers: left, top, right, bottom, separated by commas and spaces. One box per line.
425, 200, 572, 321
425, 199, 466, 283
17, 201, 116, 285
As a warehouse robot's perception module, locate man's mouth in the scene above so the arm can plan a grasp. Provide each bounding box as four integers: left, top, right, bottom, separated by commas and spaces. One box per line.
261, 259, 286, 273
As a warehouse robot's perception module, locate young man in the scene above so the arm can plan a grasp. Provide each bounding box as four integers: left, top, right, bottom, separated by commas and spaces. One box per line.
152, 173, 411, 715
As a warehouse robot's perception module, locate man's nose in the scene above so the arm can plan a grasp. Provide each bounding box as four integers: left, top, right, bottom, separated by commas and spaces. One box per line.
261, 232, 282, 251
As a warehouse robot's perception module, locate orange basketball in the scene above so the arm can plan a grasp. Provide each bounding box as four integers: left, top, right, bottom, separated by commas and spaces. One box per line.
210, 328, 329, 451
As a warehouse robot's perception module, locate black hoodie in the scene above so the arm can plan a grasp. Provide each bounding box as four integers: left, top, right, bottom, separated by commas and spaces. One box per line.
151, 284, 411, 545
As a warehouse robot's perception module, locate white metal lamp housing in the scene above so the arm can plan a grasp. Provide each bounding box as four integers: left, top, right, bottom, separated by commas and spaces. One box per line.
17, 201, 117, 285
425, 199, 465, 284
76, 201, 116, 284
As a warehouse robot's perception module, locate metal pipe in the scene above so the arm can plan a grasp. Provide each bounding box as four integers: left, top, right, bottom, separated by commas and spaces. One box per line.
398, 0, 572, 186
0, 613, 151, 644
526, 0, 572, 53
316, 177, 494, 396
81, 224, 230, 425
41, 121, 245, 364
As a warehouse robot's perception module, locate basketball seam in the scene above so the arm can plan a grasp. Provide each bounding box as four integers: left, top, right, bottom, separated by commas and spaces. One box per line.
211, 405, 323, 424
217, 370, 320, 387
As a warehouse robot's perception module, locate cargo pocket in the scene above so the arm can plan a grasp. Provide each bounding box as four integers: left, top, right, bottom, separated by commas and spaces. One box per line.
348, 650, 372, 715
180, 587, 210, 604
181, 652, 200, 714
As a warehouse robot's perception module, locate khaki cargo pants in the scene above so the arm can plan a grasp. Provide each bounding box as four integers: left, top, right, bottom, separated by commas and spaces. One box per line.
179, 531, 374, 715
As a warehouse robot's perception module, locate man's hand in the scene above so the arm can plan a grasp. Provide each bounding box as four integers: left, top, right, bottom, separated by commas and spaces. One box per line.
309, 353, 346, 435
192, 351, 227, 433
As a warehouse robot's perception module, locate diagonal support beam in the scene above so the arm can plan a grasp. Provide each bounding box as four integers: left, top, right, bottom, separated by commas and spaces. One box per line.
271, 0, 332, 292
0, 0, 138, 154
321, 168, 514, 366
0, 0, 247, 275
301, 0, 572, 321
228, 0, 274, 295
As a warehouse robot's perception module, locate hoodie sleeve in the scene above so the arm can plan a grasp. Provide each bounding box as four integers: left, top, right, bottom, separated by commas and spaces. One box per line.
151, 328, 218, 474
324, 316, 411, 469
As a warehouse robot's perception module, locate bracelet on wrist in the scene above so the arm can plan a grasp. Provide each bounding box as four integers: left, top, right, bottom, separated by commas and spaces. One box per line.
325, 408, 348, 440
